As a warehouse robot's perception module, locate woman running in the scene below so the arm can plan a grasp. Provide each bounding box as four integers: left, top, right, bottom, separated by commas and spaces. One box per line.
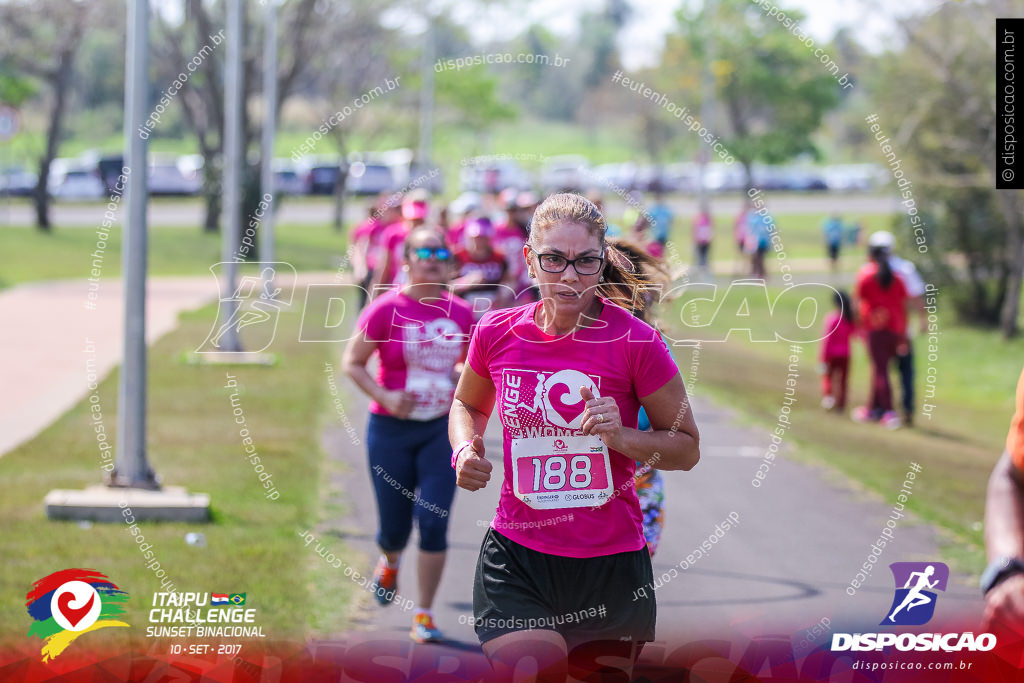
344, 225, 475, 643
450, 193, 700, 679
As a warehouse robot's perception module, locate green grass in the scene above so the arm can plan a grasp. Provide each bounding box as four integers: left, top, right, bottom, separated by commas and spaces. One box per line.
0, 291, 358, 644
1, 221, 351, 290
663, 283, 1022, 574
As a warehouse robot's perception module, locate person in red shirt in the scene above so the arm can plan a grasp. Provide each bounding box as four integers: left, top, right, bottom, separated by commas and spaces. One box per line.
494, 191, 539, 303
819, 289, 855, 412
452, 217, 513, 318
853, 245, 908, 428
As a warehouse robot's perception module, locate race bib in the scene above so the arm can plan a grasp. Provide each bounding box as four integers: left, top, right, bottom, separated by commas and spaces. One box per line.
405, 369, 454, 421
510, 434, 614, 510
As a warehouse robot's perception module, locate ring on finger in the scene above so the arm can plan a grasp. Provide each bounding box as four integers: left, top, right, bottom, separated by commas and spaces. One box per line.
597, 413, 605, 423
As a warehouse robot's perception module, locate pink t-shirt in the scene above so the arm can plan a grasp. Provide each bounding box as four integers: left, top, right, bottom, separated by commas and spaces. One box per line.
467, 300, 681, 558
820, 311, 854, 360
358, 290, 475, 421
352, 218, 387, 271
367, 219, 391, 271
378, 222, 410, 286
494, 222, 529, 294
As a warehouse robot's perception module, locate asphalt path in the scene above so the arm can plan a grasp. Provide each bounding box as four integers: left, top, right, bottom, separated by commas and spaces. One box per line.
322, 340, 985, 676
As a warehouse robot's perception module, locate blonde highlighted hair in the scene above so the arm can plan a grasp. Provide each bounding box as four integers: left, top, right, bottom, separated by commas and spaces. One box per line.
528, 193, 650, 311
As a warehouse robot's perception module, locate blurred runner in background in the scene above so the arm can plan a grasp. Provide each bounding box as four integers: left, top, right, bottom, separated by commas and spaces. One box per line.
823, 212, 844, 273
351, 197, 399, 308
868, 230, 927, 426
853, 240, 909, 429
452, 217, 514, 319
372, 190, 430, 293
495, 190, 539, 303
692, 209, 713, 276
819, 289, 855, 413
344, 225, 475, 644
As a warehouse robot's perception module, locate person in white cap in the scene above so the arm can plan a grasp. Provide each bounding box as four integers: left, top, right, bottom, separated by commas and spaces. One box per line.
867, 231, 927, 426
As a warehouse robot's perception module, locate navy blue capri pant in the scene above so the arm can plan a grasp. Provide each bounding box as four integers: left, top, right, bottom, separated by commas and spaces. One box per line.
366, 413, 457, 553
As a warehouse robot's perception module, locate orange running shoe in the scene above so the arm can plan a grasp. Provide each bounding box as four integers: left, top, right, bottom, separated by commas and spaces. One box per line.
410, 612, 443, 643
370, 557, 398, 606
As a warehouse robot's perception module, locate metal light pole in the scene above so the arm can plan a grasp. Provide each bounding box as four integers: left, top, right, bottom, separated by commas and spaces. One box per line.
219, 0, 244, 352
697, 0, 715, 215
260, 0, 277, 272
111, 0, 156, 489
417, 17, 434, 166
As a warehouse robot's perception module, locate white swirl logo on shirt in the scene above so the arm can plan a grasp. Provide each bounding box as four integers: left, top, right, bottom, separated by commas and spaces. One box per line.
540, 369, 600, 430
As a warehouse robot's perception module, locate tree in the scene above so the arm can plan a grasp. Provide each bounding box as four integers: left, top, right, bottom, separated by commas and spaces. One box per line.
0, 0, 113, 231
869, 0, 1024, 336
299, 0, 409, 229
153, 0, 324, 233
672, 0, 842, 190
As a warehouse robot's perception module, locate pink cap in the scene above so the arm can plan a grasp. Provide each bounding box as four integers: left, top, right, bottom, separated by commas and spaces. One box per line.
402, 198, 429, 220
465, 217, 494, 238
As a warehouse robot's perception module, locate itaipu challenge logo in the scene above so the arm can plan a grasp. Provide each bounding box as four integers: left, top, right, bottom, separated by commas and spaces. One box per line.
881, 561, 949, 626
25, 569, 130, 662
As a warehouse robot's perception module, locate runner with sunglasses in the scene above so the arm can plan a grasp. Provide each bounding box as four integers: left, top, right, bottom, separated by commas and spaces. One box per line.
344, 226, 475, 643
450, 193, 700, 679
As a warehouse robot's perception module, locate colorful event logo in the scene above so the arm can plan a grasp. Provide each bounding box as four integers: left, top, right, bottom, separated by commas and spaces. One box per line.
881, 562, 949, 626
25, 569, 130, 662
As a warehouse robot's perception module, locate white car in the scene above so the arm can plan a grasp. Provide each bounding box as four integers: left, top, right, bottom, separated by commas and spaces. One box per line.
540, 155, 589, 193
148, 159, 201, 196
48, 163, 105, 200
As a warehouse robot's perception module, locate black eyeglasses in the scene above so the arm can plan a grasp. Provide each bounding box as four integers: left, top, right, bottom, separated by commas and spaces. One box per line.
529, 246, 605, 275
412, 246, 451, 261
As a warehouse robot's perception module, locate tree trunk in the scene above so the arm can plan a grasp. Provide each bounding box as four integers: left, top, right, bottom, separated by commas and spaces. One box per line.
201, 149, 221, 233
1000, 190, 1024, 338
35, 47, 75, 231
741, 158, 754, 195
33, 162, 51, 232
203, 187, 221, 233
333, 167, 348, 231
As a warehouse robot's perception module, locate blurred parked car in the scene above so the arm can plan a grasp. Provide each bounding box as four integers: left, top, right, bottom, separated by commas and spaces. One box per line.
148, 156, 201, 196
541, 155, 589, 193
662, 162, 699, 193
400, 161, 444, 195
588, 162, 638, 192
0, 166, 37, 197
346, 161, 395, 196
701, 162, 747, 192
48, 160, 105, 200
823, 164, 881, 192
271, 159, 305, 195
459, 161, 531, 194
95, 154, 125, 194
302, 158, 345, 195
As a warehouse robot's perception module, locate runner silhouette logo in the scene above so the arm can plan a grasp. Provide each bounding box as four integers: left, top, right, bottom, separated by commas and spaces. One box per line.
882, 562, 949, 626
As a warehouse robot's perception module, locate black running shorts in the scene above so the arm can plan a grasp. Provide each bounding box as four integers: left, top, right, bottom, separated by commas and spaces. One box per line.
472, 528, 656, 648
